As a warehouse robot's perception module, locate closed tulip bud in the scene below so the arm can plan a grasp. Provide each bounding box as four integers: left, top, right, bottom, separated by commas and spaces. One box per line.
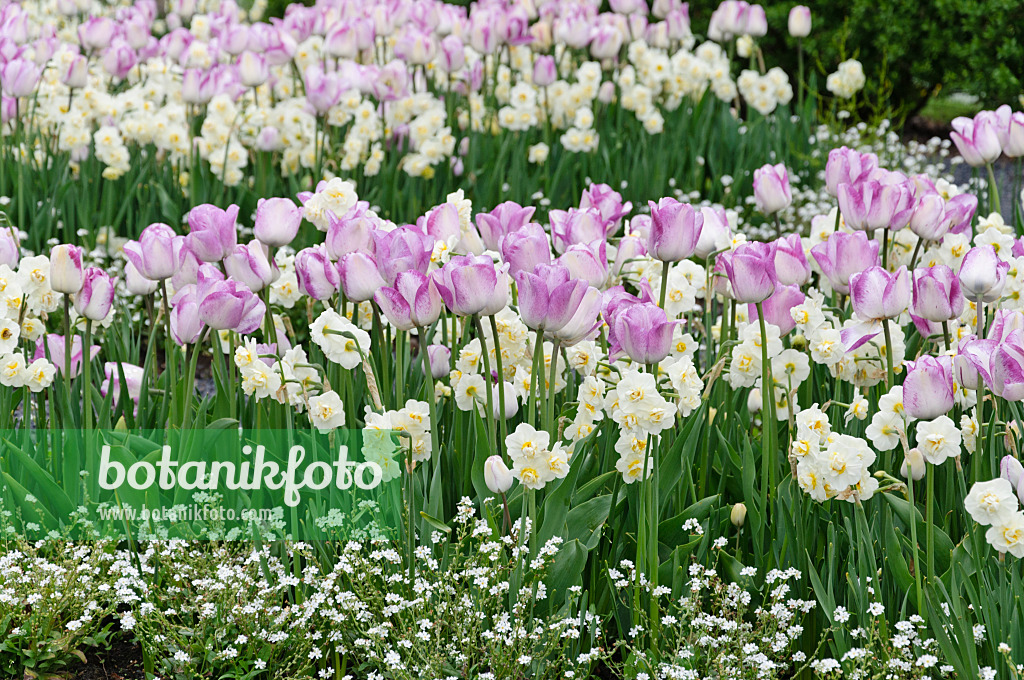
908, 193, 948, 242
959, 245, 1010, 304
237, 51, 269, 88
773, 234, 811, 285
1000, 456, 1024, 504
991, 329, 1024, 400
745, 5, 768, 37
903, 354, 955, 420
424, 344, 451, 379
371, 226, 434, 286
532, 54, 557, 86
748, 284, 805, 335
61, 55, 89, 89
825, 146, 878, 197
336, 251, 385, 303
50, 244, 85, 294
484, 455, 514, 495
74, 267, 115, 320
788, 5, 811, 37
324, 23, 359, 59
476, 201, 537, 252
373, 270, 442, 331
169, 285, 204, 346
438, 35, 465, 72
295, 246, 340, 300
1006, 112, 1024, 158
720, 241, 778, 304
730, 502, 747, 527
224, 240, 276, 292
849, 266, 911, 320
78, 16, 116, 51
694, 206, 732, 260
951, 112, 1002, 166
838, 179, 915, 232
494, 384, 520, 420
647, 198, 704, 262
747, 387, 762, 414
901, 447, 926, 481
911, 265, 964, 322
612, 301, 676, 364
123, 223, 182, 282
186, 204, 239, 263
1, 58, 41, 98
125, 261, 158, 295
954, 336, 995, 391
500, 223, 551, 277
810, 231, 880, 295
753, 163, 792, 215
196, 264, 265, 334
0, 227, 18, 268
253, 197, 302, 248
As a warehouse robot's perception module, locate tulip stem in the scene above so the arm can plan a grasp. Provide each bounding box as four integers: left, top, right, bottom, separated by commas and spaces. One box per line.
489, 315, 508, 458
899, 432, 925, 613
986, 163, 1001, 217
926, 463, 936, 586
942, 321, 952, 353
659, 262, 670, 313
474, 316, 498, 459
546, 339, 561, 439
909, 238, 924, 271
160, 282, 177, 427
756, 302, 776, 508
882, 318, 895, 391
881, 228, 890, 269
417, 326, 439, 465
62, 294, 72, 411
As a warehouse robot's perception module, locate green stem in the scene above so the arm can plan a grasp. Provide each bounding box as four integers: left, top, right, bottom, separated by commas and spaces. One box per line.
489, 315, 508, 458
926, 463, 936, 585
906, 463, 924, 612
756, 301, 776, 508
474, 316, 497, 456
987, 163, 1001, 217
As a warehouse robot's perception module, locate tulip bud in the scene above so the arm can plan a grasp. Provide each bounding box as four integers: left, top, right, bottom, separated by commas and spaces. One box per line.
50, 244, 85, 294
901, 447, 926, 481
903, 355, 955, 420
494, 383, 519, 420
647, 198, 703, 262
747, 387, 762, 414
424, 344, 451, 379
74, 267, 115, 320
125, 261, 158, 295
753, 163, 792, 215
788, 6, 811, 38
484, 455, 514, 495
253, 197, 302, 248
730, 502, 747, 528
61, 55, 89, 89
959, 245, 1009, 303
532, 55, 556, 87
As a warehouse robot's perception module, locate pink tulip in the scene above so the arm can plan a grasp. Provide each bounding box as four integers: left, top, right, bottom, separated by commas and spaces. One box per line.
49, 244, 85, 294
647, 198, 703, 262
438, 35, 465, 72
169, 285, 204, 346
196, 264, 265, 334
186, 204, 239, 262
34, 334, 99, 378
533, 55, 557, 86
951, 112, 1002, 166
304, 64, 341, 113
515, 264, 589, 332
773, 234, 811, 285
838, 179, 915, 232
338, 251, 387, 303
224, 240, 276, 292
476, 201, 536, 251
1000, 456, 1024, 504
500, 223, 552, 277
101, 40, 136, 80
753, 163, 792, 215
959, 245, 1009, 303
1, 58, 40, 98
253, 197, 302, 248
371, 226, 434, 286
123, 223, 182, 281
748, 284, 805, 335
74, 268, 115, 320
295, 245, 340, 301
694, 206, 732, 260
903, 354, 954, 420
237, 51, 269, 88
991, 330, 1024, 400
558, 240, 609, 289
810, 231, 880, 295
849, 265, 911, 321
788, 5, 811, 37
955, 336, 996, 390
580, 183, 632, 233
718, 241, 777, 304
549, 208, 606, 254
424, 344, 451, 379
61, 55, 89, 89
101, 362, 145, 406
434, 254, 509, 317
325, 202, 378, 259
125, 262, 158, 296
373, 270, 443, 331
611, 301, 676, 365
987, 310, 1024, 342
911, 265, 964, 322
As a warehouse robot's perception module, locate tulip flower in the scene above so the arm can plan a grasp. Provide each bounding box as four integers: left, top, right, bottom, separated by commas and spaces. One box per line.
773, 234, 811, 285
911, 265, 964, 322
34, 334, 99, 378
170, 285, 204, 346
196, 265, 265, 334
224, 240, 276, 292
611, 302, 676, 365
484, 455, 514, 494
959, 245, 1009, 304
476, 201, 536, 251
373, 270, 443, 331
788, 5, 811, 37
549, 208, 607, 254
991, 329, 1024, 400
1, 58, 41, 98
810, 231, 880, 295
748, 285, 805, 335
533, 55, 557, 86
694, 206, 732, 259
558, 241, 608, 289
325, 202, 378, 259
955, 336, 996, 390
253, 198, 302, 248
1000, 456, 1024, 504
551, 287, 603, 346
125, 262, 158, 296
186, 204, 239, 262
951, 113, 1002, 167
825, 147, 878, 197
295, 245, 340, 300
903, 355, 955, 420
434, 255, 509, 317
438, 35, 465, 72
500, 223, 552, 276
837, 179, 915, 232
338, 251, 387, 303
753, 164, 792, 215
49, 244, 85, 294
1005, 111, 1024, 158
74, 268, 115, 321
425, 344, 451, 379
850, 266, 911, 321
123, 223, 182, 281
304, 64, 342, 113
718, 241, 777, 304
371, 226, 434, 286
646, 198, 703, 262
515, 264, 590, 332
101, 362, 145, 407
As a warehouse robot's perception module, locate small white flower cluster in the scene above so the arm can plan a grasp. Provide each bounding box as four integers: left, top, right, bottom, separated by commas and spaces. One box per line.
965, 478, 1024, 557
504, 423, 570, 490
791, 404, 879, 503
825, 59, 866, 100
737, 67, 794, 117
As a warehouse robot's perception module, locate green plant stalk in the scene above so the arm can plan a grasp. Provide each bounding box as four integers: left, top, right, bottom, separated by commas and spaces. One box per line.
475, 316, 498, 455
489, 315, 508, 457
546, 338, 561, 439
417, 326, 440, 462
756, 301, 776, 508
528, 331, 544, 428
62, 294, 73, 403
160, 282, 177, 427
882, 318, 895, 390
926, 463, 936, 586
902, 432, 925, 613
987, 163, 1001, 217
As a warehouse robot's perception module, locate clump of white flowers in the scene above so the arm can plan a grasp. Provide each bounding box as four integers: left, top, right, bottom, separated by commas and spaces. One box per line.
826, 59, 866, 99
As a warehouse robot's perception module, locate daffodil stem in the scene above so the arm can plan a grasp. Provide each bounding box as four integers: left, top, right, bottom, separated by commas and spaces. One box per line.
756, 301, 775, 509
906, 458, 924, 613
926, 463, 936, 585
882, 318, 895, 390
474, 316, 497, 458
489, 315, 508, 458
987, 163, 1001, 217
